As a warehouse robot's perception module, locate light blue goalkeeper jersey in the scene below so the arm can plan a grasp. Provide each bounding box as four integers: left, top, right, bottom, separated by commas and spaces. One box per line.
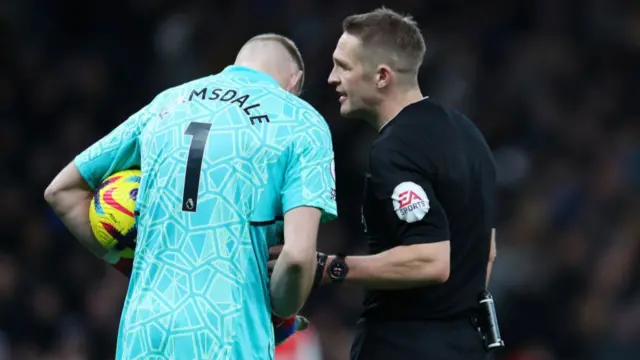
74, 65, 337, 360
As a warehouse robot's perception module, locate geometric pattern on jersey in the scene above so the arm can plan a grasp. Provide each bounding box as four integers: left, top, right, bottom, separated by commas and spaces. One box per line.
75, 66, 337, 360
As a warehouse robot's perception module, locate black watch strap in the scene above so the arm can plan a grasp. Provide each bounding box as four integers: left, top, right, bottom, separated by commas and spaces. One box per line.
313, 252, 328, 289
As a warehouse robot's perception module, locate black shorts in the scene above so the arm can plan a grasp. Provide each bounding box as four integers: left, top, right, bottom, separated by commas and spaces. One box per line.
350, 318, 487, 360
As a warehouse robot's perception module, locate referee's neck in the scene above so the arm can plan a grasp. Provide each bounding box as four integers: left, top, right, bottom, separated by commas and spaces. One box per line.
375, 86, 424, 131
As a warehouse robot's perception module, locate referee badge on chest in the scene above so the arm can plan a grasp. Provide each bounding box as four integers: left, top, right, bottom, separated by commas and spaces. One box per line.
391, 181, 430, 223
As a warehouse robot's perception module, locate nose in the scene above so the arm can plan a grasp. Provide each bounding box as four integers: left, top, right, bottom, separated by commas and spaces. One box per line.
328, 68, 339, 85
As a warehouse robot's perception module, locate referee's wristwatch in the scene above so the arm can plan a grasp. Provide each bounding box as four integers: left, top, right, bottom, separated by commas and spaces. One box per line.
327, 253, 349, 283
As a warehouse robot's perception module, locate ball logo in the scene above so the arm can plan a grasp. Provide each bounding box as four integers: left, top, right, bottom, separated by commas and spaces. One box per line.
392, 182, 430, 223
129, 188, 138, 201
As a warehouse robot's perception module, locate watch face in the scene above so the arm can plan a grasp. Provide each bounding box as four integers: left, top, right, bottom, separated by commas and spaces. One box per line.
330, 263, 347, 279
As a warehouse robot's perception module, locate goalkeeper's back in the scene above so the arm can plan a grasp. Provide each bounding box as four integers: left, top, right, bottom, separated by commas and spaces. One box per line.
116, 65, 336, 359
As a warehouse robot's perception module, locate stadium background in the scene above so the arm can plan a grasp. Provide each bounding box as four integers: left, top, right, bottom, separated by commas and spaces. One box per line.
1, 0, 639, 359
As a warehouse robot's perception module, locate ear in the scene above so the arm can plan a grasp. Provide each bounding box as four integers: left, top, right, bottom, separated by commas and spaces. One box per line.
286, 70, 304, 95
375, 65, 393, 89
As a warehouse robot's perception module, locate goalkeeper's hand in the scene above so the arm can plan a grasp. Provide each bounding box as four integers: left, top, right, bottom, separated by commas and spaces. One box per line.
272, 314, 310, 345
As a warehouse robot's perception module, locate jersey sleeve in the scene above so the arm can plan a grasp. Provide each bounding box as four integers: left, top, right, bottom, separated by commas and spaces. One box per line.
369, 141, 449, 245
74, 106, 149, 189
281, 110, 337, 223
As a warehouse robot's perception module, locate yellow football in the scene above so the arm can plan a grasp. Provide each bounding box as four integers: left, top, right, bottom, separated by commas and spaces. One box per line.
89, 169, 140, 259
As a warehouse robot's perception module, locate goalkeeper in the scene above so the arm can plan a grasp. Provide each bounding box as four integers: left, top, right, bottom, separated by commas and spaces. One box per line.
44, 33, 336, 359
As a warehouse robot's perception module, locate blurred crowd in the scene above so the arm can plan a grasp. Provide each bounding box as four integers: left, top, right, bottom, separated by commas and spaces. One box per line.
1, 0, 639, 359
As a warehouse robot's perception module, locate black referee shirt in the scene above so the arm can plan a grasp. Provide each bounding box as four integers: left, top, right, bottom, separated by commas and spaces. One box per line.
360, 98, 496, 321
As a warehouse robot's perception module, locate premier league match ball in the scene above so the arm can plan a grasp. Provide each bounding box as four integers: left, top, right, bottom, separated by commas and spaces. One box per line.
89, 169, 141, 259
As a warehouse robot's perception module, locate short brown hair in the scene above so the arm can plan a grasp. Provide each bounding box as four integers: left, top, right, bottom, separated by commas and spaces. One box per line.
343, 7, 425, 77
248, 33, 305, 92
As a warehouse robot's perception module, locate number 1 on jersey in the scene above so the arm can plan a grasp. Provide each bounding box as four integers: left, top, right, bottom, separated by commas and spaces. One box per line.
182, 122, 212, 212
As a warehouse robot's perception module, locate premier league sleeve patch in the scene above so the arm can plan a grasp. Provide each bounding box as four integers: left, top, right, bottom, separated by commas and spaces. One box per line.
391, 181, 430, 223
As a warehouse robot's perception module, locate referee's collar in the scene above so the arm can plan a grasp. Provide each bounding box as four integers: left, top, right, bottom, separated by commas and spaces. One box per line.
222, 65, 280, 87
379, 96, 431, 134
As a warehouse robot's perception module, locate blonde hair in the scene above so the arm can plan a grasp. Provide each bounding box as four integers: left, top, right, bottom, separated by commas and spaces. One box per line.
246, 33, 305, 93
343, 7, 426, 78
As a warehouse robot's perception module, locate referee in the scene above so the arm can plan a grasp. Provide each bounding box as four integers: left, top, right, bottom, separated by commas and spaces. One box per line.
321, 8, 500, 360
